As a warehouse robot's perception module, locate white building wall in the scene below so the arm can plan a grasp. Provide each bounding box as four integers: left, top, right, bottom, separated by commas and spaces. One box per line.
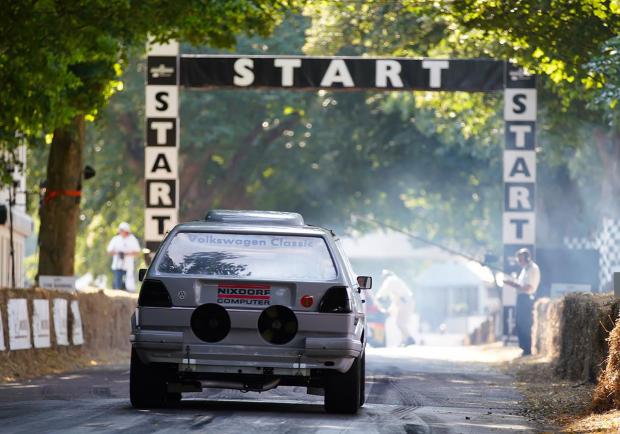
0, 227, 26, 287
1, 145, 32, 288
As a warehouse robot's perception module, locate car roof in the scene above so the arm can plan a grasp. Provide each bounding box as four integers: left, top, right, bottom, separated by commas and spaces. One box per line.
205, 209, 305, 226
174, 210, 334, 238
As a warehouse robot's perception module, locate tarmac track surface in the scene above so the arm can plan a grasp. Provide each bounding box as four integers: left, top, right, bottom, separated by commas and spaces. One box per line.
0, 347, 547, 433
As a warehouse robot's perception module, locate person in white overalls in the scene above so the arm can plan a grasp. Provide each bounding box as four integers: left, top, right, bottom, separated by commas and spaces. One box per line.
374, 269, 417, 346
106, 222, 141, 291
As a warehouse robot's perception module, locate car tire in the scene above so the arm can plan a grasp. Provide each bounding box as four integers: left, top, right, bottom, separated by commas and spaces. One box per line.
324, 355, 361, 414
166, 392, 182, 405
359, 351, 366, 406
130, 348, 168, 408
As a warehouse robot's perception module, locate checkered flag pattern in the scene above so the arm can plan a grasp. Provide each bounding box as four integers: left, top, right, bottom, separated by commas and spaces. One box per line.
563, 218, 620, 291
563, 237, 598, 250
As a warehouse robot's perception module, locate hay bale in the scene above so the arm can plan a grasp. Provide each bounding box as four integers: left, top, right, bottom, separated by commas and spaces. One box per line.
0, 288, 78, 380
465, 316, 497, 345
553, 293, 618, 382
532, 298, 552, 357
77, 289, 136, 353
592, 311, 620, 411
0, 287, 136, 381
532, 297, 562, 359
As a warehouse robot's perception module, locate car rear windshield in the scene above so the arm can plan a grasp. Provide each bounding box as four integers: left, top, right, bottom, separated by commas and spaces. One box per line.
157, 232, 338, 281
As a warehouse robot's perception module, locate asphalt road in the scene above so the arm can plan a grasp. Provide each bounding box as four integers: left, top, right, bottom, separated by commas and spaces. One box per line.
0, 346, 547, 433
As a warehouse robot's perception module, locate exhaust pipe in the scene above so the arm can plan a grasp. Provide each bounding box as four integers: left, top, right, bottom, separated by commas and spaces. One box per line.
201, 378, 280, 392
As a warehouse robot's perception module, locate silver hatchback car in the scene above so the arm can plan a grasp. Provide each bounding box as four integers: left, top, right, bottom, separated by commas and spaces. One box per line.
130, 210, 372, 413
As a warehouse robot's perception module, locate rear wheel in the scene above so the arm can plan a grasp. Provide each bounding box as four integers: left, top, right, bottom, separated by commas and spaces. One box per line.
167, 392, 182, 405
324, 356, 361, 414
130, 348, 169, 408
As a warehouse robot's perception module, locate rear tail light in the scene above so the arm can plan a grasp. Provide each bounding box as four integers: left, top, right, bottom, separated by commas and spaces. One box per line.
300, 295, 314, 308
138, 279, 172, 307
318, 286, 352, 313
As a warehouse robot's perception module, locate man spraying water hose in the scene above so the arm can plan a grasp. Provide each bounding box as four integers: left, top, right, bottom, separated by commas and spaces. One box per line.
374, 269, 417, 346
504, 248, 540, 355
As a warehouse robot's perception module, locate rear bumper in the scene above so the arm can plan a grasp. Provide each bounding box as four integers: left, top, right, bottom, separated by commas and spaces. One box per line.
131, 306, 362, 373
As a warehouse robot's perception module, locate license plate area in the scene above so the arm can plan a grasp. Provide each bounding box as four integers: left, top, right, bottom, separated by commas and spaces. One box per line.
198, 281, 293, 308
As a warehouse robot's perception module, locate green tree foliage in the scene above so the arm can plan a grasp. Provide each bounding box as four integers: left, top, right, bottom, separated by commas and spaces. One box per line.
24, 13, 505, 281
0, 0, 298, 154
447, 0, 620, 222
450, 0, 620, 95
26, 56, 147, 281
3, 0, 300, 276
302, 2, 506, 244
22, 4, 619, 280
180, 14, 503, 250
303, 1, 620, 239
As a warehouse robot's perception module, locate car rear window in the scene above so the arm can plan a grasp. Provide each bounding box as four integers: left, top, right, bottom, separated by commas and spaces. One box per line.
157, 232, 338, 281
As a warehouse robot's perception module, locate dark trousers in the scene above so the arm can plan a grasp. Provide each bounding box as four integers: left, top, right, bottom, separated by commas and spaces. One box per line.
112, 269, 126, 290
516, 293, 534, 355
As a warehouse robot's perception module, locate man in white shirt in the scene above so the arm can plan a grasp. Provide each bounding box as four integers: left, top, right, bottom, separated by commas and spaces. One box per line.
510, 248, 541, 355
107, 222, 141, 291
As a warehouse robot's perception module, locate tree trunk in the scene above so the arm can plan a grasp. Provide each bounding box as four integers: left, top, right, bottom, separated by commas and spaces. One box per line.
38, 115, 85, 277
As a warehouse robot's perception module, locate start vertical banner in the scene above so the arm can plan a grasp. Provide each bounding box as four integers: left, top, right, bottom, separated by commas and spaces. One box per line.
142, 53, 539, 283
503, 64, 536, 282
145, 40, 180, 253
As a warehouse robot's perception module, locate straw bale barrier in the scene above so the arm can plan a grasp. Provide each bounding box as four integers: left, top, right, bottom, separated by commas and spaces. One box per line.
532, 293, 619, 383
76, 288, 137, 352
532, 297, 561, 359
465, 316, 496, 345
554, 293, 618, 382
0, 287, 136, 381
592, 310, 620, 411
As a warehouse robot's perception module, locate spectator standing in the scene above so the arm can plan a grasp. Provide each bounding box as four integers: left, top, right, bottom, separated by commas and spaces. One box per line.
107, 222, 141, 291
506, 248, 541, 355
